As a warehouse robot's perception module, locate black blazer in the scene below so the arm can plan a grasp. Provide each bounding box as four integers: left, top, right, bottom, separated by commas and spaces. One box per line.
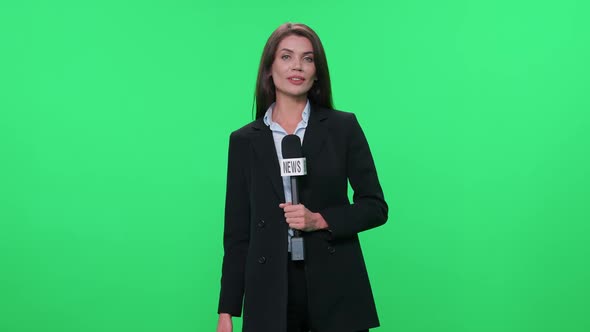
218, 104, 388, 332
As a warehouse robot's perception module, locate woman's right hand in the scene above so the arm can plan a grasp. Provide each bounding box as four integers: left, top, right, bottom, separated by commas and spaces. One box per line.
216, 313, 232, 332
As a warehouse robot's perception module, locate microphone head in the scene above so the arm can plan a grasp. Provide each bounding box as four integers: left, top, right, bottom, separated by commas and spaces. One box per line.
282, 134, 303, 159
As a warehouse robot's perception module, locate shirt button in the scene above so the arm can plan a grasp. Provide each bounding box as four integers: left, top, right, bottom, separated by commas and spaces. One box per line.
257, 220, 265, 228
327, 246, 336, 254
258, 256, 266, 264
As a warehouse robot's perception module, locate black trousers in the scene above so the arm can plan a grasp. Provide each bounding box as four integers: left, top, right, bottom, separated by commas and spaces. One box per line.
286, 258, 369, 332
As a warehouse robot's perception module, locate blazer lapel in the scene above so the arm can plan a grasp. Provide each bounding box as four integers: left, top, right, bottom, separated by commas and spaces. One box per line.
300, 104, 330, 206
250, 119, 285, 202
302, 104, 329, 159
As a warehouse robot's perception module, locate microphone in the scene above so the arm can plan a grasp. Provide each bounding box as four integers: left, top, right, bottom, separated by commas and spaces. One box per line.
281, 135, 307, 204
281, 134, 307, 261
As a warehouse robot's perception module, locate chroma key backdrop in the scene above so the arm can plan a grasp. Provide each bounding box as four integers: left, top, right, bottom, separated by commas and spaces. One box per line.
1, 1, 589, 331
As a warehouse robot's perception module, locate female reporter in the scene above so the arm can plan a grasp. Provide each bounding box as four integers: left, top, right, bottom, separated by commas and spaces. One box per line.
217, 23, 388, 332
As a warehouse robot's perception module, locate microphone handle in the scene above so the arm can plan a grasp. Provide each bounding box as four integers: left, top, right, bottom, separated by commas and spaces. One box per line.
290, 176, 301, 237
290, 176, 299, 205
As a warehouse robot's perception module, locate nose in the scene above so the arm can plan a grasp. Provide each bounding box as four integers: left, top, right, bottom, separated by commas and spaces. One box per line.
291, 59, 303, 71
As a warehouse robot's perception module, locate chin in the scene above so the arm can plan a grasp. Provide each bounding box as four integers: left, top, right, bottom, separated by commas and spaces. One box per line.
290, 88, 313, 97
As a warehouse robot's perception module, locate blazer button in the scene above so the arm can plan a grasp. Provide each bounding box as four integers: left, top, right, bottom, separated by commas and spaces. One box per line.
258, 256, 266, 264
327, 246, 336, 254
257, 220, 265, 228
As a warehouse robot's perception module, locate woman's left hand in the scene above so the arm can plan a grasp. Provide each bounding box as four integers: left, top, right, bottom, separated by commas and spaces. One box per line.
279, 203, 329, 232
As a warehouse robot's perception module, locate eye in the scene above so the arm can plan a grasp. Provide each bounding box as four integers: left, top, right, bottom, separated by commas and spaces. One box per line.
303, 56, 314, 63
281, 54, 291, 60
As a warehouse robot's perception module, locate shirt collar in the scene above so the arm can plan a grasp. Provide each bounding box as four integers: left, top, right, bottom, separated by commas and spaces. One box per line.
263, 100, 311, 128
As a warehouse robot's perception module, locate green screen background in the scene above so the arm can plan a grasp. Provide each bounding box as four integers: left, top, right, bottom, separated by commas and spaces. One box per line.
1, 1, 589, 331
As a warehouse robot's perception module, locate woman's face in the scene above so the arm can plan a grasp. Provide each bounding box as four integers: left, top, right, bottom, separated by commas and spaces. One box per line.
271, 35, 316, 101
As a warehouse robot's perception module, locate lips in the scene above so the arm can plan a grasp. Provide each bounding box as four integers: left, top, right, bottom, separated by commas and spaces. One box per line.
287, 76, 305, 85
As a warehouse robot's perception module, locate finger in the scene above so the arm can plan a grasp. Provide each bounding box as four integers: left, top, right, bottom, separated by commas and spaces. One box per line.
279, 202, 305, 209
279, 202, 293, 209
284, 210, 304, 218
288, 221, 303, 230
283, 205, 305, 213
288, 217, 306, 226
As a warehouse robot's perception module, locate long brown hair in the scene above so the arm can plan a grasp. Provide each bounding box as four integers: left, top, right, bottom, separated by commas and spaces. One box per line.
254, 23, 333, 119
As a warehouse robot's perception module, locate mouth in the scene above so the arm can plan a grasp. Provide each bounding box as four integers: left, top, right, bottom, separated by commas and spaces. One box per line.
287, 76, 305, 85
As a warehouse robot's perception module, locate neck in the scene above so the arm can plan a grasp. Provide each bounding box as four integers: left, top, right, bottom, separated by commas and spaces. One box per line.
273, 95, 307, 123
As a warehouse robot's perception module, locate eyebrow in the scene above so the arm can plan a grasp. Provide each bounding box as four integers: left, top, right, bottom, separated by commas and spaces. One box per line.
279, 48, 314, 55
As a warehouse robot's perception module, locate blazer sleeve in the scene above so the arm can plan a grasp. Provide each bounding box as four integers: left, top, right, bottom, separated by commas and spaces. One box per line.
218, 131, 250, 316
319, 113, 388, 239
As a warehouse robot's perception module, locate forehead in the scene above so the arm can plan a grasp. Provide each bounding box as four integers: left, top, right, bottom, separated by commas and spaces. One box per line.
277, 35, 314, 52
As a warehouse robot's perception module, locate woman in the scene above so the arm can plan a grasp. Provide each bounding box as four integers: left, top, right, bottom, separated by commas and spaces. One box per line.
217, 23, 388, 332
